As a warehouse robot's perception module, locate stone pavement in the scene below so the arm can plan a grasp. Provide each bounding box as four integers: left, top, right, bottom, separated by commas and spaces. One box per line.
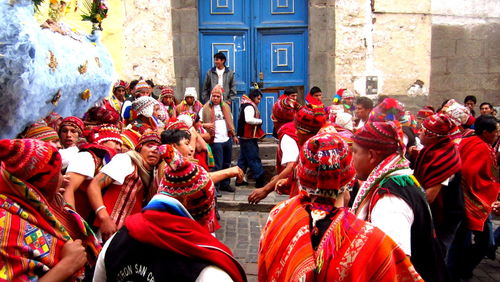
216, 188, 500, 281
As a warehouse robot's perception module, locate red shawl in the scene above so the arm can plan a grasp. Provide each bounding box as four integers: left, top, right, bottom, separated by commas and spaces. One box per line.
459, 136, 499, 231
413, 137, 461, 189
125, 210, 246, 282
259, 194, 422, 281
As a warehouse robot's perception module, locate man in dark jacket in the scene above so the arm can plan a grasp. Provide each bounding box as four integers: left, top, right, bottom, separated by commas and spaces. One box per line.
201, 52, 236, 104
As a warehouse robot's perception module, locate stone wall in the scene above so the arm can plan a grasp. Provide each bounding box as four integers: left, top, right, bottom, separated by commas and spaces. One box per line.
334, 0, 432, 105
429, 0, 500, 108
308, 0, 336, 103
121, 0, 175, 85
171, 0, 200, 101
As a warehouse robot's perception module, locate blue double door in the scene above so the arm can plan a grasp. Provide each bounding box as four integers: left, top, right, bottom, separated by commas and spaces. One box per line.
199, 0, 308, 135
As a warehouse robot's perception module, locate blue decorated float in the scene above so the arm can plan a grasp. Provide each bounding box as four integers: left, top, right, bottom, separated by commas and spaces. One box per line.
0, 0, 114, 138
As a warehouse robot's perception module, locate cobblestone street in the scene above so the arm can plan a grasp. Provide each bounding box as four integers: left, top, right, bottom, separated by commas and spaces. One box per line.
217, 188, 500, 281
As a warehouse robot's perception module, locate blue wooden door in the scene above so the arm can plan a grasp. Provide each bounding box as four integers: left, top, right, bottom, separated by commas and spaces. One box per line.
199, 0, 308, 135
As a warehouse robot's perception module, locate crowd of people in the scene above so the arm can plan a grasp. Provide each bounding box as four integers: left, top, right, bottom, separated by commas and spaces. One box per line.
0, 51, 498, 281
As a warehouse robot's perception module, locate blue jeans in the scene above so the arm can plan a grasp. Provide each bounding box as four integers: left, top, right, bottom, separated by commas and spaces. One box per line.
237, 138, 264, 179
211, 138, 233, 188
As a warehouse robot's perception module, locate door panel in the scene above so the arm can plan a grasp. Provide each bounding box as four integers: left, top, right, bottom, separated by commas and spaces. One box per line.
256, 28, 307, 88
255, 0, 308, 27
198, 0, 248, 28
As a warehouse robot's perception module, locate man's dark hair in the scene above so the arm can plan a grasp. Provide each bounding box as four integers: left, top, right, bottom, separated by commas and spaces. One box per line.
284, 86, 298, 96
356, 97, 374, 110
310, 86, 322, 95
474, 115, 498, 135
377, 95, 389, 105
479, 102, 493, 110
249, 89, 263, 100
145, 79, 155, 88
129, 80, 139, 90
464, 95, 477, 104
214, 52, 226, 64
160, 129, 191, 145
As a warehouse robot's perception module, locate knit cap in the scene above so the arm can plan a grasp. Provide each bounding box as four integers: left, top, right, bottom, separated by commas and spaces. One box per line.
25, 124, 59, 142
184, 87, 197, 99
134, 80, 152, 92
422, 113, 455, 137
158, 144, 215, 221
417, 106, 435, 119
113, 80, 128, 91
136, 132, 161, 152
352, 121, 405, 153
368, 98, 405, 123
295, 104, 327, 134
93, 125, 123, 145
59, 116, 84, 136
159, 87, 174, 99
297, 132, 354, 197
132, 96, 159, 118
272, 96, 300, 125
0, 139, 61, 188
121, 129, 141, 150
440, 99, 473, 126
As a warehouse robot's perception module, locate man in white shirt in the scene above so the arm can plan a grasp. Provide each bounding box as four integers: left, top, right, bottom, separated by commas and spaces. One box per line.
199, 85, 238, 193
201, 52, 236, 104
236, 89, 266, 188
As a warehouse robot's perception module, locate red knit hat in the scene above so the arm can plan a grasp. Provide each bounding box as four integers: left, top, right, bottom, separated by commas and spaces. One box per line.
85, 106, 120, 125
295, 104, 326, 134
121, 129, 141, 150
352, 121, 405, 153
159, 87, 174, 98
368, 98, 405, 122
113, 80, 128, 92
136, 133, 161, 152
158, 144, 215, 222
59, 116, 84, 136
25, 124, 59, 142
297, 132, 354, 197
166, 120, 190, 131
422, 114, 454, 137
0, 139, 61, 188
93, 125, 123, 145
417, 106, 435, 119
272, 96, 300, 124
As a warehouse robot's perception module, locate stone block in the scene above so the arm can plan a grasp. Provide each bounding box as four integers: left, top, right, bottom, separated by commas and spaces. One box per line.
374, 0, 430, 14
430, 74, 452, 91
467, 24, 492, 40
456, 39, 484, 57
448, 57, 488, 74
309, 6, 327, 29
178, 9, 198, 33
432, 25, 466, 40
171, 10, 182, 32
309, 30, 330, 53
488, 56, 500, 73
171, 0, 196, 9
481, 74, 500, 90
484, 91, 500, 103
485, 35, 500, 57
431, 57, 448, 74
431, 39, 456, 58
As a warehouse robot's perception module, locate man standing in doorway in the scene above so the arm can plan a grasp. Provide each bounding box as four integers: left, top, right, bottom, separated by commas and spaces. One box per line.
201, 52, 236, 104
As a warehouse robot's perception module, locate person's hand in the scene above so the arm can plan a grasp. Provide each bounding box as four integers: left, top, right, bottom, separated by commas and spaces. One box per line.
59, 240, 87, 274
492, 201, 500, 216
234, 166, 244, 182
60, 175, 71, 193
275, 179, 288, 191
100, 216, 117, 241
233, 136, 239, 144
248, 188, 269, 205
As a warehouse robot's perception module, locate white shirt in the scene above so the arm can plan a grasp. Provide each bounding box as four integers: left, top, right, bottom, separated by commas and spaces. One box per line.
66, 151, 96, 179
59, 146, 79, 170
357, 194, 414, 255
244, 106, 262, 125
93, 234, 233, 282
200, 105, 229, 143
100, 153, 135, 185
280, 134, 299, 165
216, 67, 225, 86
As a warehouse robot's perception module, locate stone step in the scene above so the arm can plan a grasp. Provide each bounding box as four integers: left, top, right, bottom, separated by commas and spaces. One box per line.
217, 186, 287, 212
231, 141, 278, 162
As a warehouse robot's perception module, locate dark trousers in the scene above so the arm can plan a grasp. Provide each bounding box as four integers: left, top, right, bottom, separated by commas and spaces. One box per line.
447, 216, 493, 280
211, 138, 233, 187
237, 138, 264, 179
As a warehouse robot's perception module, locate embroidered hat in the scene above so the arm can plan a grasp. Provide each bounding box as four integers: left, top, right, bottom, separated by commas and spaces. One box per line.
211, 84, 224, 94
422, 114, 455, 137
368, 98, 405, 123
417, 106, 435, 119
121, 129, 141, 150
132, 96, 159, 118
342, 89, 355, 99
85, 106, 120, 125
59, 116, 84, 136
335, 112, 354, 131
165, 120, 190, 131
158, 144, 215, 221
25, 124, 59, 142
177, 113, 194, 128
113, 80, 128, 91
159, 87, 174, 98
134, 80, 152, 92
184, 87, 197, 99
0, 139, 61, 188
44, 112, 63, 132
297, 132, 354, 196
271, 96, 300, 125
352, 121, 405, 153
295, 104, 327, 134
440, 99, 473, 126
93, 125, 123, 145
136, 132, 161, 152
